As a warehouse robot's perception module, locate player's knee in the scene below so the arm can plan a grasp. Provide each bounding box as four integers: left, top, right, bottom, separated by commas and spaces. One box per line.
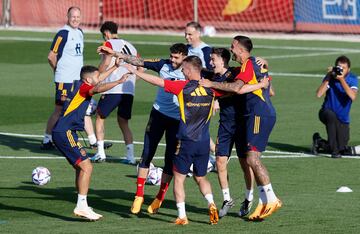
78, 160, 93, 174
246, 155, 257, 166
193, 175, 205, 184
162, 166, 173, 176
216, 157, 227, 171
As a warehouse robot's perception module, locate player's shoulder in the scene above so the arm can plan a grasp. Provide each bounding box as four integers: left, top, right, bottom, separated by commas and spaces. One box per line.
348, 72, 358, 80
55, 26, 70, 38
347, 72, 358, 85
120, 39, 138, 54
200, 42, 211, 50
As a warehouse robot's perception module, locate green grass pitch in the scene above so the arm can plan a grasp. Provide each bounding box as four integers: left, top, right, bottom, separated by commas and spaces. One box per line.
0, 30, 360, 233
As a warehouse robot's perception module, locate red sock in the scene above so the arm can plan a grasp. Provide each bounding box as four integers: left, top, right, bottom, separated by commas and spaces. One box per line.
136, 177, 146, 197
156, 182, 170, 201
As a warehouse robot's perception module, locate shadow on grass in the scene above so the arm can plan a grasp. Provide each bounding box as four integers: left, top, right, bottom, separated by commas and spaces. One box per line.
0, 134, 131, 160
0, 134, 62, 156
0, 183, 214, 224
268, 141, 310, 153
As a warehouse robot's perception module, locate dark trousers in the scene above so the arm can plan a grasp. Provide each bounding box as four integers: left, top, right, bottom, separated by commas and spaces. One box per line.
319, 108, 349, 154
138, 108, 179, 175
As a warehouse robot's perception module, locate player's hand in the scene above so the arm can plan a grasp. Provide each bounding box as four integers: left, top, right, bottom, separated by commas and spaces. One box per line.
259, 76, 270, 89
115, 57, 122, 67
97, 46, 115, 55
119, 72, 131, 84
212, 99, 220, 116
256, 57, 268, 69
123, 63, 136, 74
199, 78, 212, 88
335, 74, 345, 81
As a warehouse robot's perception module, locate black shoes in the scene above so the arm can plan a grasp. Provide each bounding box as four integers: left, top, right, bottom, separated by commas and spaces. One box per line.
40, 142, 55, 150
311, 132, 321, 155
331, 153, 342, 159
90, 142, 113, 150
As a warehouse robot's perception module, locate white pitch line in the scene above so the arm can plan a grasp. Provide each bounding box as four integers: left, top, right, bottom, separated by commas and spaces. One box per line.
0, 156, 64, 159
0, 132, 310, 155
1, 154, 359, 159
0, 36, 359, 52
2, 131, 360, 160
264, 51, 353, 60
269, 72, 324, 78
0, 155, 312, 159
0, 132, 166, 146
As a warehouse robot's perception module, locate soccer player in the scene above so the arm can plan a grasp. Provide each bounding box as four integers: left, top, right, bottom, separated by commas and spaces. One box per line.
200, 36, 281, 220
41, 7, 109, 151
90, 21, 138, 163
185, 21, 217, 163
52, 58, 128, 221
123, 56, 219, 225
98, 43, 188, 214
41, 7, 83, 150
185, 21, 212, 70
203, 48, 269, 218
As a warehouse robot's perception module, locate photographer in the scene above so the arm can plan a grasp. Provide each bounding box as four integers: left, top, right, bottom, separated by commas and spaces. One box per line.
312, 55, 358, 158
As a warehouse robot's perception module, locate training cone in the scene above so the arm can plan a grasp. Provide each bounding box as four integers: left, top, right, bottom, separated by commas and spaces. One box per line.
336, 186, 353, 193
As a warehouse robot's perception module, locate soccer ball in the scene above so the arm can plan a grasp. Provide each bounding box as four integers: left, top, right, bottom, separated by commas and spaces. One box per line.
147, 166, 163, 186
32, 166, 51, 185
136, 163, 163, 185
203, 25, 216, 37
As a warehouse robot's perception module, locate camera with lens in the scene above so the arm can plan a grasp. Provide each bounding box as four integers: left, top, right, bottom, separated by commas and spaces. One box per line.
330, 65, 343, 77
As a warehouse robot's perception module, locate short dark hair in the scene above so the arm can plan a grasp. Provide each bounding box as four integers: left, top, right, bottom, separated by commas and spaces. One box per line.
183, 55, 202, 71
211, 48, 231, 65
335, 55, 351, 68
67, 6, 80, 16
170, 43, 188, 55
186, 21, 202, 32
233, 35, 253, 52
100, 21, 118, 34
80, 65, 98, 80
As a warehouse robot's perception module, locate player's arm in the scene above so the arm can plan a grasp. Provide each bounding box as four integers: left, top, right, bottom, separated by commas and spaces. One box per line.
200, 78, 245, 94
337, 75, 357, 101
98, 53, 113, 73
119, 53, 144, 67
269, 84, 275, 96
98, 42, 114, 72
98, 57, 122, 82
200, 60, 255, 94
47, 51, 57, 71
316, 69, 331, 98
122, 63, 164, 87
90, 74, 128, 96
202, 46, 212, 70
97, 45, 145, 67
237, 77, 270, 94
48, 30, 68, 72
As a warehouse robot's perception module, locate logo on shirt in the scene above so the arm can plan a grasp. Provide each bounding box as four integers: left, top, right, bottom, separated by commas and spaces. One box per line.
190, 87, 208, 96
75, 43, 82, 55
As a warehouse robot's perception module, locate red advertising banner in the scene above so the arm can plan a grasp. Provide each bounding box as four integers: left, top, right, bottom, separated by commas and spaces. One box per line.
10, 0, 99, 27
6, 0, 360, 34
102, 0, 294, 32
